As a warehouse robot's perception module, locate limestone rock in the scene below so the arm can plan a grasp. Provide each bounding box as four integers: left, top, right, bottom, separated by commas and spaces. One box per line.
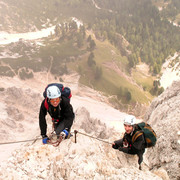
144, 81, 180, 180
0, 107, 162, 180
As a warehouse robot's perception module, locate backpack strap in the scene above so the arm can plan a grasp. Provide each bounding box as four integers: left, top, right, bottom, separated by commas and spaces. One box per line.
44, 98, 49, 110
68, 92, 72, 99
132, 131, 143, 144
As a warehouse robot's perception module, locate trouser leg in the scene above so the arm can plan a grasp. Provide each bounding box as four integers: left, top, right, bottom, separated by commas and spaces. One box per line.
55, 119, 73, 135
137, 153, 143, 165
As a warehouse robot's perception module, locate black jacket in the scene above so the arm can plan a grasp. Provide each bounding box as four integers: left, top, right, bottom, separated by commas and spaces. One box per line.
122, 126, 145, 155
39, 96, 74, 136
113, 125, 146, 165
114, 125, 146, 155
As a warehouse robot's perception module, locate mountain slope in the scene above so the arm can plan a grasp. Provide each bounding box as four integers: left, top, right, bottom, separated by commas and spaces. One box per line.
1, 0, 179, 111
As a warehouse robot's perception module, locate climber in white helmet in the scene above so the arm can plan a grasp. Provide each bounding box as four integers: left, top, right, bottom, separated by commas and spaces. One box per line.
39, 84, 74, 144
112, 115, 146, 170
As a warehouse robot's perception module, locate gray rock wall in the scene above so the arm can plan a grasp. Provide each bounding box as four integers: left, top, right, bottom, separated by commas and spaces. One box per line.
144, 81, 180, 180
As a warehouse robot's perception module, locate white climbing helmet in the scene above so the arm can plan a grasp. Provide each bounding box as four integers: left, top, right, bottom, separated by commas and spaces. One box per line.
124, 115, 136, 125
47, 86, 61, 99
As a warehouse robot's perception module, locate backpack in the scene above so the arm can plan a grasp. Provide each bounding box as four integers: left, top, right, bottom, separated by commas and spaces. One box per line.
132, 122, 157, 148
43, 83, 72, 111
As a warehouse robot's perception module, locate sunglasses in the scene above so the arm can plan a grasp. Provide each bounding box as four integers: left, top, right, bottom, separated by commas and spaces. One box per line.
50, 98, 61, 103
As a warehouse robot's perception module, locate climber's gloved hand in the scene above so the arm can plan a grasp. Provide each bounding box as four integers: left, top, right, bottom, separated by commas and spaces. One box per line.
118, 147, 124, 151
60, 129, 69, 139
118, 146, 129, 153
42, 135, 49, 144
112, 143, 119, 149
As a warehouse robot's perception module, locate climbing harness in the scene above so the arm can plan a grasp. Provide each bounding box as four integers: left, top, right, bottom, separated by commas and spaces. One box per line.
45, 120, 65, 147
47, 131, 64, 147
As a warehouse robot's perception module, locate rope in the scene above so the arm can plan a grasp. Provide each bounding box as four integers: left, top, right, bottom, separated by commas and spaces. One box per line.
74, 130, 112, 145
0, 137, 41, 145
0, 130, 112, 146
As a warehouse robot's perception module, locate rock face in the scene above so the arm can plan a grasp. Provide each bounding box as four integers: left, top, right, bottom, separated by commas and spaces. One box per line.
144, 81, 180, 180
0, 107, 162, 180
0, 87, 41, 141
1, 80, 179, 179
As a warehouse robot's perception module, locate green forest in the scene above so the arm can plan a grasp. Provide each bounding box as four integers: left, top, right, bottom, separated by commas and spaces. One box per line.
88, 0, 180, 74
2, 0, 179, 76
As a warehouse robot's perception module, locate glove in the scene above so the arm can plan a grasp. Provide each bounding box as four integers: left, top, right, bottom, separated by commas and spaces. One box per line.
118, 147, 124, 151
112, 143, 119, 149
118, 147, 129, 153
60, 129, 69, 139
42, 135, 49, 144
